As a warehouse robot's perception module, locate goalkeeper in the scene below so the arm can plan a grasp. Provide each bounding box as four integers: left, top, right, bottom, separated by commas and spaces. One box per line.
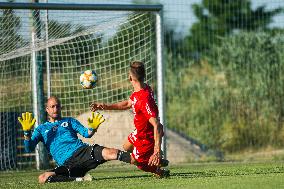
19, 96, 132, 184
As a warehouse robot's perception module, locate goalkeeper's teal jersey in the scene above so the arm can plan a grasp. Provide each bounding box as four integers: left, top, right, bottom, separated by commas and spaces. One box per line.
24, 117, 91, 166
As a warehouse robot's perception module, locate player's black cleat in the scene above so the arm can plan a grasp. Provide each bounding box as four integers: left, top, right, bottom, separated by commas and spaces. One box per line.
154, 168, 170, 179
160, 159, 169, 167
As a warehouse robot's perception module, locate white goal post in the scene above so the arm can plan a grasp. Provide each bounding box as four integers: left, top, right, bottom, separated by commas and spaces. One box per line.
0, 2, 165, 170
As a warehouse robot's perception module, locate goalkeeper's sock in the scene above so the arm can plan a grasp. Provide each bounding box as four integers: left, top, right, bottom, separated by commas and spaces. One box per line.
117, 150, 131, 164
46, 175, 92, 183
46, 175, 76, 183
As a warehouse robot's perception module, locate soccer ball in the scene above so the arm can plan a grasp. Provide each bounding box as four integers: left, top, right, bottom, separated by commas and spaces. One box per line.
80, 70, 98, 89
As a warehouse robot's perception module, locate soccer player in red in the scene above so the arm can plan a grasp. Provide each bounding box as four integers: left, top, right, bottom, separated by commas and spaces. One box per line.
90, 61, 169, 177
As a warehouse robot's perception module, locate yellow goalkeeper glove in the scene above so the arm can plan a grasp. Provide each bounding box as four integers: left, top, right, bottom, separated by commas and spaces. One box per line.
18, 112, 36, 132
87, 112, 105, 130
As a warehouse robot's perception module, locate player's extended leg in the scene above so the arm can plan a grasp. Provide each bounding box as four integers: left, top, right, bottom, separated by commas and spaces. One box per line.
38, 171, 56, 184
127, 140, 169, 177
136, 163, 170, 178
38, 171, 79, 183
123, 138, 134, 152
45, 175, 78, 183
102, 144, 169, 178
40, 166, 80, 183
101, 147, 136, 164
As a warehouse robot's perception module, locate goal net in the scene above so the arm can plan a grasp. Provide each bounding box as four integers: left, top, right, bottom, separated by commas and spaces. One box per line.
0, 4, 162, 170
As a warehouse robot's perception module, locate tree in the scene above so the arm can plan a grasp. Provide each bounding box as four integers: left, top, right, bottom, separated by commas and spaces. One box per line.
186, 0, 283, 57
0, 0, 23, 57
0, 0, 25, 74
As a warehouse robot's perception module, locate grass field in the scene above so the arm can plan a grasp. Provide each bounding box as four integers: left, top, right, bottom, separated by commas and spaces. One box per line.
1, 162, 284, 189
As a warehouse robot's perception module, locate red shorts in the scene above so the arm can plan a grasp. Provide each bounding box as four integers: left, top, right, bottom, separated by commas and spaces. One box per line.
128, 129, 154, 164
128, 130, 157, 173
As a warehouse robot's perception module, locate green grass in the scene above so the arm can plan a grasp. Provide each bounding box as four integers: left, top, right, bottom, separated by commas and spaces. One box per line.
1, 162, 284, 189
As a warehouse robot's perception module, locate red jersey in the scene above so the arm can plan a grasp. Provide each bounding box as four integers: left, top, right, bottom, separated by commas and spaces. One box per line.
129, 84, 159, 141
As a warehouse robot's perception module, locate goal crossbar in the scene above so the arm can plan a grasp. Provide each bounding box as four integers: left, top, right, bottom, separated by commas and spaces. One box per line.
0, 2, 162, 11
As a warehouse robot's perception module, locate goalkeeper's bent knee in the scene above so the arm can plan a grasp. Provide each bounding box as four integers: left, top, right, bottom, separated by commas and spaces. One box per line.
117, 150, 131, 164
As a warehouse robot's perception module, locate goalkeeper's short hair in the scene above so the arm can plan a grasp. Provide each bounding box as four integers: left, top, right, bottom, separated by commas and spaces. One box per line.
45, 96, 61, 108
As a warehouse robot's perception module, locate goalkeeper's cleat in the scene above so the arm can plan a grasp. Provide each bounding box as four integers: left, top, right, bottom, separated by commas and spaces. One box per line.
75, 174, 93, 182
83, 174, 93, 181
159, 159, 169, 167
153, 168, 170, 179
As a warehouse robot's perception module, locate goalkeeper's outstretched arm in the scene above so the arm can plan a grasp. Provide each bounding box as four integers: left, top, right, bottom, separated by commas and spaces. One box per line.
18, 112, 41, 153
90, 99, 132, 112
24, 129, 42, 153
71, 112, 105, 138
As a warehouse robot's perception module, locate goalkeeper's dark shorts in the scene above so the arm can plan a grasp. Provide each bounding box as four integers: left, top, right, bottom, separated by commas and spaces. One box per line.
51, 144, 107, 177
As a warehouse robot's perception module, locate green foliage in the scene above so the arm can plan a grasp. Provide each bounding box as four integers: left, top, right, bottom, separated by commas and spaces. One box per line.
47, 20, 73, 39
186, 0, 283, 57
213, 32, 284, 151
0, 1, 27, 75
0, 3, 23, 56
164, 0, 284, 153
166, 32, 284, 152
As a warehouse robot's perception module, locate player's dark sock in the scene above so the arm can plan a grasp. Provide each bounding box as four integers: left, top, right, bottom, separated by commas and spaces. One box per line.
117, 150, 131, 163
154, 168, 170, 179
160, 159, 169, 167
46, 175, 76, 183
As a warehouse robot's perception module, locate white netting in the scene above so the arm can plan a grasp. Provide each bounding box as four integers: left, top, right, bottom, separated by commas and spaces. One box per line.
0, 8, 157, 169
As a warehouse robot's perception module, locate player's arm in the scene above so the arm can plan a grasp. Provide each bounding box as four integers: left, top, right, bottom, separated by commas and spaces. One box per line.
148, 117, 163, 166
90, 99, 132, 112
18, 112, 41, 152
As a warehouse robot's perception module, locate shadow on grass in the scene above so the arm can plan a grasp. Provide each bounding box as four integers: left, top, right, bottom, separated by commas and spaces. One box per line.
92, 171, 240, 180
93, 174, 151, 180
171, 169, 284, 179
94, 168, 284, 180
171, 171, 232, 178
